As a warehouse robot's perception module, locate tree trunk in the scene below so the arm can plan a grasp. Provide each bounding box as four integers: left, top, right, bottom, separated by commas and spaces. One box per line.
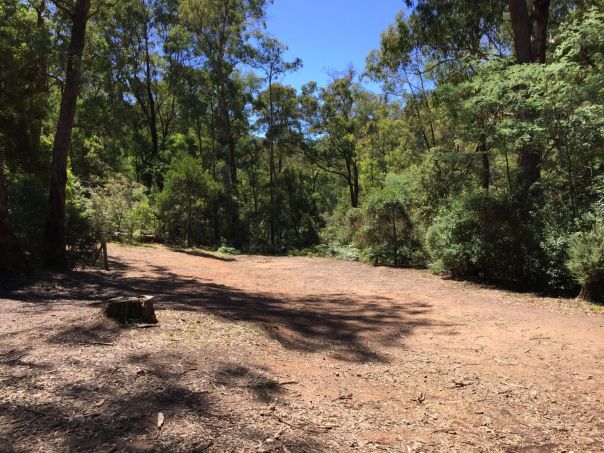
43, 0, 91, 268
103, 296, 158, 324
144, 27, 159, 184
351, 160, 360, 208
507, 0, 550, 203
507, 0, 533, 63
477, 139, 490, 190
216, 78, 240, 246
531, 0, 551, 64
392, 215, 398, 267
0, 158, 28, 275
268, 79, 276, 249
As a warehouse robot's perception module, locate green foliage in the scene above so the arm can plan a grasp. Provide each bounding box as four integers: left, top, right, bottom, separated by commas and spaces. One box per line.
425, 191, 524, 280
356, 174, 422, 267
7, 175, 47, 261
1, 0, 603, 304
0, 0, 49, 175
321, 202, 363, 246
157, 155, 219, 246
217, 245, 240, 255
89, 175, 149, 242
309, 242, 361, 261
567, 224, 604, 303
64, 174, 101, 267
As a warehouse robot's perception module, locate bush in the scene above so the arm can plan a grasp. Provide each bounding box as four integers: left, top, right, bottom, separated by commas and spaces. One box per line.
566, 224, 604, 303
425, 190, 524, 280
528, 204, 576, 291
320, 201, 363, 246
217, 245, 240, 255
355, 176, 423, 266
7, 175, 47, 262
64, 174, 101, 267
156, 155, 219, 246
89, 175, 148, 242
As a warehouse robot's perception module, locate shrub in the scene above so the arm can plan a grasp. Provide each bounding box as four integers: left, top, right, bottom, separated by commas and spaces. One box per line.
566, 224, 604, 303
217, 245, 240, 255
425, 190, 524, 280
156, 155, 219, 246
64, 174, 101, 267
7, 175, 46, 262
320, 201, 363, 246
355, 176, 423, 266
89, 175, 148, 242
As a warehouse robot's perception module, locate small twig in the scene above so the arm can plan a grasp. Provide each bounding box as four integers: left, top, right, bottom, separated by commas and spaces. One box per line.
275, 415, 300, 429
332, 393, 353, 401
529, 336, 551, 341
78, 341, 114, 346
500, 381, 527, 389
196, 440, 213, 451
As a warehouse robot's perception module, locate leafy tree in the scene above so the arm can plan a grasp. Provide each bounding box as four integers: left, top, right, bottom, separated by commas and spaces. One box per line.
157, 155, 218, 246
301, 71, 369, 208
356, 174, 421, 267
250, 36, 301, 248
180, 0, 270, 244
567, 224, 604, 303
44, 0, 93, 268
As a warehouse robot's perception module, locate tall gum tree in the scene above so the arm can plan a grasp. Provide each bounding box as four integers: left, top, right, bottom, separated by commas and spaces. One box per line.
250, 36, 301, 248
301, 72, 367, 208
179, 0, 269, 245
371, 0, 574, 205
44, 0, 92, 268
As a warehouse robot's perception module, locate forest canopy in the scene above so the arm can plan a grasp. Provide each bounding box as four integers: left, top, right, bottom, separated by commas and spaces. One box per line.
1, 0, 603, 301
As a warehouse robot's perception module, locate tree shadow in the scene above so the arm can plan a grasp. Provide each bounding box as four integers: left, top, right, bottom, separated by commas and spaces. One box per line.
168, 247, 238, 262
0, 347, 324, 452
1, 255, 448, 364
0, 252, 454, 451
46, 319, 121, 346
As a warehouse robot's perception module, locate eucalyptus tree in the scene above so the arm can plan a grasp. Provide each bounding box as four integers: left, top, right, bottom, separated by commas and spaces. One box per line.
0, 0, 52, 272
250, 36, 301, 248
179, 0, 270, 244
301, 71, 370, 208
44, 0, 93, 268
254, 83, 305, 248
101, 0, 182, 187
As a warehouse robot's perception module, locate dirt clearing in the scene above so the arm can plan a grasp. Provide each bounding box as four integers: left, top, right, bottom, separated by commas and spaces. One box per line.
1, 244, 602, 452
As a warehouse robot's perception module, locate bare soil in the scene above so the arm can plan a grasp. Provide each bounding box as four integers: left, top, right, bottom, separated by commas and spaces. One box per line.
1, 244, 603, 452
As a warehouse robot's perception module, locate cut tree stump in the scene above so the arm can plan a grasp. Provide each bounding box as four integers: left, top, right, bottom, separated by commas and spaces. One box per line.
103, 296, 158, 324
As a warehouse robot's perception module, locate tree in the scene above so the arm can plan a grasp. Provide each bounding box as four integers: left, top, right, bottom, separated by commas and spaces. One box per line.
180, 0, 269, 245
251, 37, 301, 248
356, 174, 418, 267
157, 155, 218, 246
301, 71, 369, 208
44, 0, 92, 268
103, 0, 184, 188
0, 159, 28, 275
0, 0, 47, 273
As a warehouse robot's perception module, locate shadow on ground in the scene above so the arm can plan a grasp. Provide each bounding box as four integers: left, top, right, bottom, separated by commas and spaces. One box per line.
0, 349, 319, 452
0, 253, 452, 452
1, 255, 445, 364
168, 247, 238, 262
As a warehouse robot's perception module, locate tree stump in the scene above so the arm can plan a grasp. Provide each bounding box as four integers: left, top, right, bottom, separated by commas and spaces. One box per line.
103, 296, 158, 324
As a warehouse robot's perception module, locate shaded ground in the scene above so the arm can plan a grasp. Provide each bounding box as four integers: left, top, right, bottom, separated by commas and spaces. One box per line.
0, 244, 602, 452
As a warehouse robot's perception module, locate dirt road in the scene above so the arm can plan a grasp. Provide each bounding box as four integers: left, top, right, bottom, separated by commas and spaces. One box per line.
1, 244, 602, 452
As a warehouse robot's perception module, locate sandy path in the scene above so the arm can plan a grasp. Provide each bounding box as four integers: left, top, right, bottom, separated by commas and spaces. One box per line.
0, 244, 602, 452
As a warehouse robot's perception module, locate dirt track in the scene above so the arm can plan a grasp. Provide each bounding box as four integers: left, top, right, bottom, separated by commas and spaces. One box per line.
1, 244, 603, 452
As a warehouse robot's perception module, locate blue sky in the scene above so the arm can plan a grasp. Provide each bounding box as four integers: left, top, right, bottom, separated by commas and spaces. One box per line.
263, 0, 405, 91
